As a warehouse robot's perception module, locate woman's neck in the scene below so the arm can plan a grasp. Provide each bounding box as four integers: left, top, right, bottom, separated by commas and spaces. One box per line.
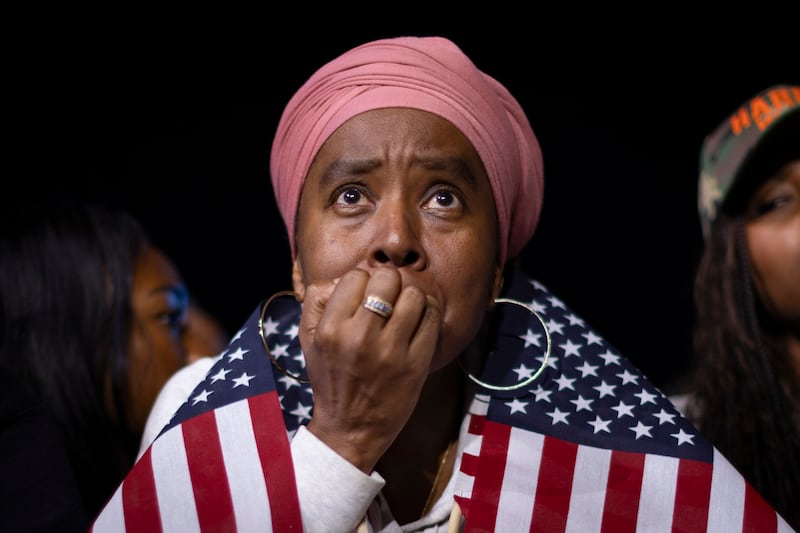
376, 359, 469, 524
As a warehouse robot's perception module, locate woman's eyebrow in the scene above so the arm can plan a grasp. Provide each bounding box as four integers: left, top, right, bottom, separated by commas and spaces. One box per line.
319, 155, 477, 186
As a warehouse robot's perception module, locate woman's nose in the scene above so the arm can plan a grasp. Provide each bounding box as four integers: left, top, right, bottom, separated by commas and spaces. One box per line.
369, 202, 427, 269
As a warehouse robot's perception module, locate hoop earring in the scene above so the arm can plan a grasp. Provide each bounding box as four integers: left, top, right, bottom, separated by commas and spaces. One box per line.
461, 297, 551, 392
258, 291, 310, 384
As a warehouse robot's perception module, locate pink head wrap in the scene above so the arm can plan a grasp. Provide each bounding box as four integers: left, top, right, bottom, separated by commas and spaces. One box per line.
270, 36, 544, 265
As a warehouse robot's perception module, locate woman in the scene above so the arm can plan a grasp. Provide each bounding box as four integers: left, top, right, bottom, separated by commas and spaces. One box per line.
96, 38, 788, 532
0, 200, 221, 522
679, 84, 799, 530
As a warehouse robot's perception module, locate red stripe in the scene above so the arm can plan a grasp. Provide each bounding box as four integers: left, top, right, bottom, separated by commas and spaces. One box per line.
121, 448, 163, 532
742, 481, 777, 533
465, 420, 510, 533
182, 409, 236, 530
249, 391, 303, 531
468, 413, 486, 435
672, 458, 711, 532
600, 450, 644, 533
530, 436, 576, 533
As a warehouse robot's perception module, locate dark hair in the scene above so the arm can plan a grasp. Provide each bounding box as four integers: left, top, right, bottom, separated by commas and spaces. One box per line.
686, 213, 800, 528
0, 200, 149, 517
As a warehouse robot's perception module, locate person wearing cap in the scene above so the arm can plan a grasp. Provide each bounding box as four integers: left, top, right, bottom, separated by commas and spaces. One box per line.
93, 38, 790, 532
677, 84, 799, 530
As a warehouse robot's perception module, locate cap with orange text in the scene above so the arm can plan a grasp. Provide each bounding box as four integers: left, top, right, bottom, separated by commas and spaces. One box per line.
698, 84, 800, 240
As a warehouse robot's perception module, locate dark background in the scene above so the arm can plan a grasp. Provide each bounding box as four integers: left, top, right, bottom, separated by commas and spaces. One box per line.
10, 14, 796, 392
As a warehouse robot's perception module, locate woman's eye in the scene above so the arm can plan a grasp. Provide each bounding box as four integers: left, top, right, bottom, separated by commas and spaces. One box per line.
334, 186, 367, 205
161, 308, 188, 330
423, 187, 463, 211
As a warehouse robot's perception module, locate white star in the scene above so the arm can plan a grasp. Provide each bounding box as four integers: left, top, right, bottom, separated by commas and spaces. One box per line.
209, 367, 231, 383
530, 280, 546, 291
547, 407, 570, 425
231, 328, 245, 342
233, 372, 255, 388
519, 329, 542, 348
570, 395, 593, 412
593, 381, 616, 398
587, 416, 611, 434
505, 398, 528, 414
535, 354, 559, 370
271, 343, 289, 359
546, 319, 564, 336
512, 364, 535, 381
261, 317, 280, 337
278, 374, 301, 390
293, 352, 306, 368
671, 428, 695, 446
290, 402, 312, 421
634, 388, 658, 405
531, 385, 552, 403
554, 374, 576, 391
596, 350, 621, 366
611, 401, 635, 418
582, 331, 603, 346
616, 369, 639, 385
575, 361, 598, 378
284, 323, 300, 340
653, 409, 677, 425
559, 339, 582, 358
227, 346, 249, 361
630, 421, 653, 440
191, 389, 213, 405
547, 295, 566, 309
531, 299, 547, 315
565, 313, 585, 327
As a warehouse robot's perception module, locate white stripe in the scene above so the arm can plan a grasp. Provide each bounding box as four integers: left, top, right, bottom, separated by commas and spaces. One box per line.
494, 428, 543, 531
636, 453, 678, 533
151, 426, 201, 533
777, 514, 794, 532
565, 445, 610, 533
216, 400, 274, 532
706, 449, 744, 532
92, 483, 126, 532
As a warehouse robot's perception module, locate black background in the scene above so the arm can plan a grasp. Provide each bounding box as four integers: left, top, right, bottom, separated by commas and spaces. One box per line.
10, 12, 796, 391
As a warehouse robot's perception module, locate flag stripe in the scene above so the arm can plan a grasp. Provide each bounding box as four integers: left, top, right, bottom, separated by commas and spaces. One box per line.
151, 425, 201, 532
466, 420, 510, 531
672, 457, 711, 532
249, 392, 303, 531
743, 481, 777, 533
600, 450, 644, 533
121, 450, 161, 533
183, 409, 236, 530
531, 435, 577, 533
707, 448, 745, 532
494, 428, 542, 532
91, 480, 127, 533
216, 399, 273, 531
565, 443, 610, 533
637, 453, 678, 533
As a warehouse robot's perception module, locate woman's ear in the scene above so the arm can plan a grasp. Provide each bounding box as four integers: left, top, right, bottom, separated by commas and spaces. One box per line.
490, 264, 504, 304
292, 259, 306, 302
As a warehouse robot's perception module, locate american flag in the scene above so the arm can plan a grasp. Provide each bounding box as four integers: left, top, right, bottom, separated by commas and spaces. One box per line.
90, 265, 792, 532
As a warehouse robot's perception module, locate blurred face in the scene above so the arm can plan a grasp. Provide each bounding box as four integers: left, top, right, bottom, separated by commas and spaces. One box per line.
293, 108, 503, 370
745, 160, 800, 334
127, 245, 190, 432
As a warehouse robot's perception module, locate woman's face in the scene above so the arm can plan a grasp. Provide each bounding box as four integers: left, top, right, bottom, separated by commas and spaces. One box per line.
292, 108, 503, 370
745, 160, 800, 332
127, 245, 190, 432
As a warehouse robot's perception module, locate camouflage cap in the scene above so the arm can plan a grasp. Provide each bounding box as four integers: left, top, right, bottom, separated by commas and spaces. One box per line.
698, 84, 800, 240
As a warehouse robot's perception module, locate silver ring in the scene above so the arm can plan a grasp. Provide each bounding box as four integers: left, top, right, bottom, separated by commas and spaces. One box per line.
363, 295, 393, 318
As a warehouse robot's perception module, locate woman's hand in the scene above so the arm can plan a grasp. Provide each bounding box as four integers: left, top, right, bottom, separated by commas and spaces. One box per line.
299, 266, 441, 473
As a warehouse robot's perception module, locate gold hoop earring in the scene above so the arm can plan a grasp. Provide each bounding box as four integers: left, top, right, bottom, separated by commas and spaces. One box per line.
461, 297, 551, 392
258, 291, 310, 384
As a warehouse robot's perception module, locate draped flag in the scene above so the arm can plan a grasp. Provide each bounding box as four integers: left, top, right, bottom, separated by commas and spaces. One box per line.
90, 265, 793, 532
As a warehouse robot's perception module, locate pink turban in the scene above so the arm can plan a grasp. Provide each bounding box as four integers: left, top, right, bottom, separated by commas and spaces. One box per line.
270, 36, 544, 265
